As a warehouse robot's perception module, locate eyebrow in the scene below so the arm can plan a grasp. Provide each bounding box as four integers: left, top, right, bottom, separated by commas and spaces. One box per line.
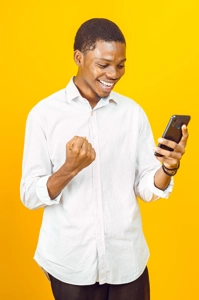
97, 58, 127, 63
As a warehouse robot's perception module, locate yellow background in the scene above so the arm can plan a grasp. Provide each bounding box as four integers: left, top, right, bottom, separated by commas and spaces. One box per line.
1, 0, 198, 299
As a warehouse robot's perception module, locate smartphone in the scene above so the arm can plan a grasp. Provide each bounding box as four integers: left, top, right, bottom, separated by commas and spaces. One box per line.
154, 114, 191, 157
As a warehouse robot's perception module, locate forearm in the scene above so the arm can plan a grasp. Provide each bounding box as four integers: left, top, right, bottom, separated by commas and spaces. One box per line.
154, 164, 177, 190
47, 164, 78, 199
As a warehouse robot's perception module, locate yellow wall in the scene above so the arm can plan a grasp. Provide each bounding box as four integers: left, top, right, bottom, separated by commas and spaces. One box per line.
1, 1, 198, 299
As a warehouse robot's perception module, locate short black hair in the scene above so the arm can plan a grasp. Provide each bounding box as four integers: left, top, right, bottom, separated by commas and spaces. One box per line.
74, 18, 126, 53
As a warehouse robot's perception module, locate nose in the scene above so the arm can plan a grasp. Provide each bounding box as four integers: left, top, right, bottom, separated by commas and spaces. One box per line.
106, 66, 120, 80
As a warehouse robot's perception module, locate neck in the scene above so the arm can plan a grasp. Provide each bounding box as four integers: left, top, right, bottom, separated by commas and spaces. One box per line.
73, 76, 101, 108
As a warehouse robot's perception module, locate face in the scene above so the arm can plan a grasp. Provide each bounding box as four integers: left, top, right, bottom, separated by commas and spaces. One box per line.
74, 40, 126, 105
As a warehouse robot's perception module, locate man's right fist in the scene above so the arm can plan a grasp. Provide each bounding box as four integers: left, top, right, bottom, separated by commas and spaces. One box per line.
65, 136, 96, 174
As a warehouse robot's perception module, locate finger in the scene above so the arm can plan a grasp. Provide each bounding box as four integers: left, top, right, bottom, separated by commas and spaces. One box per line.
82, 142, 95, 158
67, 136, 86, 152
153, 146, 182, 159
179, 125, 189, 148
87, 141, 94, 152
91, 147, 96, 160
155, 152, 180, 166
156, 141, 184, 155
66, 136, 79, 150
72, 137, 87, 153
80, 139, 88, 154
157, 138, 177, 151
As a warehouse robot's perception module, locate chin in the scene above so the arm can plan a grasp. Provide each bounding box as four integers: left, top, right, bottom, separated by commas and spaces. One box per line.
99, 91, 111, 99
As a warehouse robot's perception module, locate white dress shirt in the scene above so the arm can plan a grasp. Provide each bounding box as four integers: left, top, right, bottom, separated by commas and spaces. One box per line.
20, 78, 173, 285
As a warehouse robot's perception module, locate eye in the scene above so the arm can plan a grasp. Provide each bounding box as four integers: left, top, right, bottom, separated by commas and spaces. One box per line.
118, 64, 125, 69
97, 63, 108, 68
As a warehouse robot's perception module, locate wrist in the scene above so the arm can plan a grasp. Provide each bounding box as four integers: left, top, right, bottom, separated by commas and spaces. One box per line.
62, 161, 79, 177
162, 162, 180, 176
163, 162, 179, 169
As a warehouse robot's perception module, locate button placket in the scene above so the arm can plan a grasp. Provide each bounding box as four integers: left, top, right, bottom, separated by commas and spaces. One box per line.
89, 109, 106, 284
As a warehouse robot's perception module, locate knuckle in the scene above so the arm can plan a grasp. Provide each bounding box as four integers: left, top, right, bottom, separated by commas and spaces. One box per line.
167, 151, 173, 158
73, 148, 80, 155
80, 150, 86, 156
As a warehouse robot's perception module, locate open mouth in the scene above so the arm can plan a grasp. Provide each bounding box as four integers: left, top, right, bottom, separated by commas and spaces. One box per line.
99, 80, 114, 90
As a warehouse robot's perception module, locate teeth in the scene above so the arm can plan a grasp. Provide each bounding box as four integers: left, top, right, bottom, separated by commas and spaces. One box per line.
100, 80, 114, 87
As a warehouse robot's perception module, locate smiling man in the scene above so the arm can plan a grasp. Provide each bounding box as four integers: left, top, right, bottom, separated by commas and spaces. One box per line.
74, 39, 126, 108
20, 18, 188, 300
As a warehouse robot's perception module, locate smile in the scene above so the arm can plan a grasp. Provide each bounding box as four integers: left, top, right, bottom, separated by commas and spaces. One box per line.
99, 80, 114, 87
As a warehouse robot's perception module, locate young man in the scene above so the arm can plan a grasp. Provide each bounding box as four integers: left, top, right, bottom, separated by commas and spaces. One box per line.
20, 18, 188, 300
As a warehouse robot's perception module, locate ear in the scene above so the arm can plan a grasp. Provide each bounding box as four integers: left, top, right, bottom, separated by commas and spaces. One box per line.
74, 50, 83, 66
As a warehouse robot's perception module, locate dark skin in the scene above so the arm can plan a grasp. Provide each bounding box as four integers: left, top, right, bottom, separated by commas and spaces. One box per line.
74, 41, 126, 108
47, 40, 189, 199
153, 124, 188, 189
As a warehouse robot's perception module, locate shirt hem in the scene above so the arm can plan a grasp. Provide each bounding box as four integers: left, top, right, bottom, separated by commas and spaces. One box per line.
34, 252, 150, 286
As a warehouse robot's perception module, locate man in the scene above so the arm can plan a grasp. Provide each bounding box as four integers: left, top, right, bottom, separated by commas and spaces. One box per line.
20, 18, 188, 300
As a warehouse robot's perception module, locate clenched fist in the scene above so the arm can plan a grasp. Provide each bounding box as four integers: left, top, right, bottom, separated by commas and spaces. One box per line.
47, 136, 96, 199
65, 136, 96, 174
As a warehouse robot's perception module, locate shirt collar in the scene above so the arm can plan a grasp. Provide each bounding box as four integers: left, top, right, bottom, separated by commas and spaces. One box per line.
65, 77, 118, 104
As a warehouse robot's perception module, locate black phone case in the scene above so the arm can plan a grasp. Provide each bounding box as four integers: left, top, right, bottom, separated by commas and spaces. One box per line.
154, 115, 191, 157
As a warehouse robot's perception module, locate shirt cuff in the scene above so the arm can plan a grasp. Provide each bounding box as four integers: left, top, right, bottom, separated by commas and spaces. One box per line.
147, 167, 174, 200
36, 175, 62, 205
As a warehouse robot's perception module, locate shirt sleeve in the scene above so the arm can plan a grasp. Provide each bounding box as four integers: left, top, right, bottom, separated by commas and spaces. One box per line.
147, 167, 174, 201
134, 107, 174, 202
20, 107, 62, 210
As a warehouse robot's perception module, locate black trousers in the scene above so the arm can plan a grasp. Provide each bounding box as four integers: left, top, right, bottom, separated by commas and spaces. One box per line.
48, 267, 150, 300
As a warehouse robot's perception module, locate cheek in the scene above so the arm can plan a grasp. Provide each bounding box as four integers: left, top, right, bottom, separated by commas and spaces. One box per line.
88, 67, 102, 80
84, 64, 96, 76
120, 68, 125, 77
